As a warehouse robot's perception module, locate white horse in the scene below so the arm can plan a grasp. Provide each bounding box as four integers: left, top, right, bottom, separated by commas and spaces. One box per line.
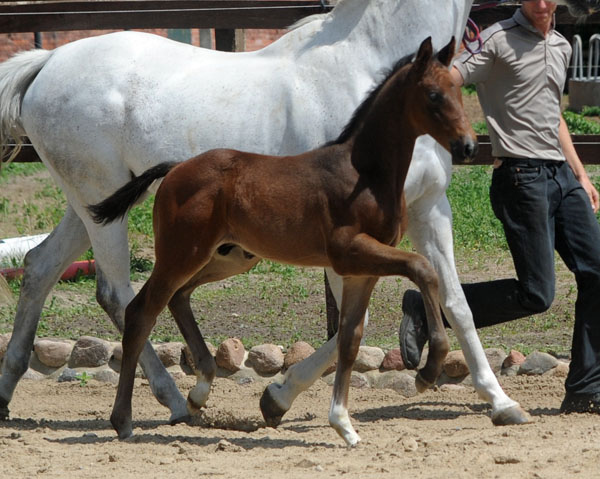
0, 0, 596, 433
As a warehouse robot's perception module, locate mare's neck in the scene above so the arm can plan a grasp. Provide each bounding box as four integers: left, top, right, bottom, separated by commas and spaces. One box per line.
294, 0, 473, 72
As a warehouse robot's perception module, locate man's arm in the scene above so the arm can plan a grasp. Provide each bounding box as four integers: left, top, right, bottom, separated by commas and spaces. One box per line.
559, 115, 600, 212
451, 66, 464, 87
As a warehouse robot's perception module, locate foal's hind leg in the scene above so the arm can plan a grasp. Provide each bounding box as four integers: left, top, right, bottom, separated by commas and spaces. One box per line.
111, 240, 234, 438
82, 217, 189, 424
168, 246, 260, 413
0, 206, 90, 419
111, 261, 205, 438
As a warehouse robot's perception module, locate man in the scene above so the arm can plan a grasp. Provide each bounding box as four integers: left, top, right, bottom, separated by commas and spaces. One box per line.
399, 0, 600, 413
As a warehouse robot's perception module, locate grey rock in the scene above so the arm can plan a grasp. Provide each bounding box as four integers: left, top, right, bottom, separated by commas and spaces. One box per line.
154, 342, 184, 367
22, 368, 45, 380
284, 341, 315, 369
353, 346, 385, 372
544, 360, 570, 378
368, 370, 405, 389
484, 348, 507, 374
94, 368, 120, 384
388, 372, 419, 397
69, 336, 112, 368
111, 342, 122, 361
247, 344, 284, 375
167, 365, 187, 380
57, 368, 79, 382
34, 339, 73, 368
518, 351, 558, 376
349, 371, 369, 389
501, 364, 520, 376
443, 350, 469, 378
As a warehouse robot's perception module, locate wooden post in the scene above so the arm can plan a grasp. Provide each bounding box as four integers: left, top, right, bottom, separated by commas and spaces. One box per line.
215, 28, 245, 52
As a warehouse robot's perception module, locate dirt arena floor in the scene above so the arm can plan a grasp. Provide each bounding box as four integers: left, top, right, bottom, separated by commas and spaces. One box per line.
0, 373, 598, 478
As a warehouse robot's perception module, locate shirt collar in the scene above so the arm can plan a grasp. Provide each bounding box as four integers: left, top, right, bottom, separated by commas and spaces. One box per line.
513, 8, 553, 39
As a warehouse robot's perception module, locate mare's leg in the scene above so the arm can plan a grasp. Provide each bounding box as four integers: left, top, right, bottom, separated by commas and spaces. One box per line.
82, 216, 189, 424
406, 194, 531, 424
0, 205, 90, 419
329, 276, 377, 446
167, 246, 260, 413
260, 267, 342, 427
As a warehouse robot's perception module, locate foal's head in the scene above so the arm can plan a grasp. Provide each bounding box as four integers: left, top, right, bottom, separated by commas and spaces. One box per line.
405, 37, 477, 163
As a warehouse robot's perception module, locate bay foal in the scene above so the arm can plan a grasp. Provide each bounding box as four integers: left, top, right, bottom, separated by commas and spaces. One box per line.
89, 37, 477, 446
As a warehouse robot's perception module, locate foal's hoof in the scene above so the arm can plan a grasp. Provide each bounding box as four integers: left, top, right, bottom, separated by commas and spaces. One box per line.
259, 385, 288, 428
491, 405, 533, 426
186, 395, 206, 416
415, 372, 435, 393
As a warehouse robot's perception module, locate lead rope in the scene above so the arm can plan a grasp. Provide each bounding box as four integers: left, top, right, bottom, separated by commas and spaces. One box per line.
463, 18, 483, 54
463, 1, 514, 54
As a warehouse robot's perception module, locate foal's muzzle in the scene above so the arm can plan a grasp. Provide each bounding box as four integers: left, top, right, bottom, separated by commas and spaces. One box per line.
450, 137, 478, 163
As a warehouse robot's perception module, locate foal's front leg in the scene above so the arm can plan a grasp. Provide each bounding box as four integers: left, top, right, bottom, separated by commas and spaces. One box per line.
329, 276, 377, 446
333, 234, 449, 391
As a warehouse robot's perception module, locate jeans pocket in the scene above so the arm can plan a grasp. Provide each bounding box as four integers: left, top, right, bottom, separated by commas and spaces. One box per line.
509, 165, 542, 186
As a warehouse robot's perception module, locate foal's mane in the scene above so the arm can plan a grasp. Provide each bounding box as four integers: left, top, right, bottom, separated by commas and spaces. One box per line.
328, 52, 414, 146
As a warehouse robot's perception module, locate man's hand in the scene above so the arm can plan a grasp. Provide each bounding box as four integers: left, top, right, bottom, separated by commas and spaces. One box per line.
580, 176, 600, 213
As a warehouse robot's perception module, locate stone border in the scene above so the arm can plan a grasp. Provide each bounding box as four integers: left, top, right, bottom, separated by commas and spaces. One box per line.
0, 333, 570, 398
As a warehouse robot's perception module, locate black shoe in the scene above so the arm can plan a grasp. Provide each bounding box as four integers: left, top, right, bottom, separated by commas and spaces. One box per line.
560, 391, 600, 414
399, 290, 429, 370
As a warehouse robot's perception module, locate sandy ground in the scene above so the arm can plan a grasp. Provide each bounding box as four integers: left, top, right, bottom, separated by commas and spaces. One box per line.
0, 374, 598, 479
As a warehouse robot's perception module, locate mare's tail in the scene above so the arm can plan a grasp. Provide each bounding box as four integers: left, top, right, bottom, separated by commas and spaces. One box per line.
88, 162, 178, 225
0, 49, 54, 166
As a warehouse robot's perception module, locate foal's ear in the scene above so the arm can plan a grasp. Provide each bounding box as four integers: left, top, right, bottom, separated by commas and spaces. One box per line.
437, 37, 456, 67
412, 37, 433, 77
415, 36, 433, 65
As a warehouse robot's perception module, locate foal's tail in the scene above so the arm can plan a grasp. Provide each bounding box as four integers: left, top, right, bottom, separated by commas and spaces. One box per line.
88, 162, 178, 225
0, 49, 54, 167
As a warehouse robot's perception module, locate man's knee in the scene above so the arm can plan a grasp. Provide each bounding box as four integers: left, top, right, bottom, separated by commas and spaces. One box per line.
520, 290, 553, 314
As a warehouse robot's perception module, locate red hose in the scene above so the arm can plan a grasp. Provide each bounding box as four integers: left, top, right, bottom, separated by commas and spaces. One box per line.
0, 260, 96, 281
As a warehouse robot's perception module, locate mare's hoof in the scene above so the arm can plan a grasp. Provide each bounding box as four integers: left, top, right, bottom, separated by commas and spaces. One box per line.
0, 401, 9, 420
491, 405, 533, 426
118, 431, 134, 440
414, 372, 434, 393
170, 413, 191, 426
259, 386, 288, 428
111, 415, 133, 440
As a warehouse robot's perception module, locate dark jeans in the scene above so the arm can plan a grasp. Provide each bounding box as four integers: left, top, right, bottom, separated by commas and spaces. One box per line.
461, 158, 600, 394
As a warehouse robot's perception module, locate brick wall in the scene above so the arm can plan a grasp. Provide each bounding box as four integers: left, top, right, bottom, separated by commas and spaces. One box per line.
0, 28, 287, 62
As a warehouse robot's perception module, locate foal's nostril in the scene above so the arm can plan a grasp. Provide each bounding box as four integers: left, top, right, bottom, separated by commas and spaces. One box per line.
450, 138, 478, 162
465, 139, 478, 159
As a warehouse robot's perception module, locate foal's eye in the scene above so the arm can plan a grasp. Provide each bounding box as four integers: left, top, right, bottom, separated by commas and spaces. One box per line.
428, 91, 443, 104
